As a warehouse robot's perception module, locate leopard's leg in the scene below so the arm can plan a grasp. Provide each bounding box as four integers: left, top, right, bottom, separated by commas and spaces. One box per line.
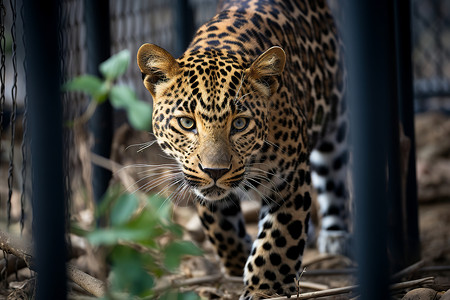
196, 194, 252, 276
241, 188, 311, 299
310, 118, 352, 256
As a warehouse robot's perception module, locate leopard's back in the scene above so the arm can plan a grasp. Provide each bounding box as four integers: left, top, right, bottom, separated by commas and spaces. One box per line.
189, 0, 345, 148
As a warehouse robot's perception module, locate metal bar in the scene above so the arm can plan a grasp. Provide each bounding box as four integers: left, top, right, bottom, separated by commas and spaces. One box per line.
84, 0, 112, 207
386, 15, 405, 272
394, 0, 421, 267
23, 0, 67, 298
344, 1, 392, 299
174, 0, 195, 58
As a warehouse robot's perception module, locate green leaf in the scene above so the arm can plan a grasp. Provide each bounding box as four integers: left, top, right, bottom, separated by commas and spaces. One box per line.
159, 291, 201, 300
164, 222, 184, 238
126, 209, 163, 237
110, 85, 152, 131
163, 241, 203, 270
70, 222, 91, 237
110, 85, 137, 109
63, 75, 109, 102
96, 184, 122, 218
87, 227, 150, 245
147, 195, 172, 220
110, 193, 139, 226
110, 246, 155, 296
127, 100, 152, 131
100, 49, 130, 80
63, 75, 102, 93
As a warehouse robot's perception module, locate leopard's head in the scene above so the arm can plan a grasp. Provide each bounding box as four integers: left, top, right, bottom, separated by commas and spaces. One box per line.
137, 44, 285, 202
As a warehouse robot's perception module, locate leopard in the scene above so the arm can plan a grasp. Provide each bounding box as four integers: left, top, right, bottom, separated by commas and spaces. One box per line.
137, 0, 349, 298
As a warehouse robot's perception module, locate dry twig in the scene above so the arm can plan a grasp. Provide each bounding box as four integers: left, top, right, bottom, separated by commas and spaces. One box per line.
391, 259, 427, 281
303, 253, 353, 268
301, 268, 356, 276
391, 245, 450, 281
90, 152, 134, 188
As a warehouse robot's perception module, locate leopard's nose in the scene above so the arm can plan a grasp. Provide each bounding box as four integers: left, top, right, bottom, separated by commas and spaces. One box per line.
199, 164, 231, 181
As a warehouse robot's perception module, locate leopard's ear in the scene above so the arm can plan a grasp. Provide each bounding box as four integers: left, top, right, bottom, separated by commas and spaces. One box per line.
137, 43, 180, 97
247, 46, 286, 96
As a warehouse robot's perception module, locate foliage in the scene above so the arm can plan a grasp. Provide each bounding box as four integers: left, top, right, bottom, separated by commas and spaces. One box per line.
66, 51, 201, 298
80, 185, 203, 299
63, 50, 152, 131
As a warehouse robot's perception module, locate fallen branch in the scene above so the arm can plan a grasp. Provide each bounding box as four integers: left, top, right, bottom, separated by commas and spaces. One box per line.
227, 275, 329, 291
391, 245, 450, 281
300, 282, 328, 291
0, 231, 33, 268
303, 253, 353, 269
389, 276, 434, 290
268, 276, 434, 300
301, 268, 356, 276
291, 264, 450, 278
391, 259, 427, 281
269, 284, 357, 300
0, 230, 105, 297
66, 264, 105, 297
152, 273, 223, 293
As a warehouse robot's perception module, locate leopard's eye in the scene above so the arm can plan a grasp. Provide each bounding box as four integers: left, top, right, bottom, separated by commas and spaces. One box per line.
178, 117, 196, 131
232, 117, 249, 132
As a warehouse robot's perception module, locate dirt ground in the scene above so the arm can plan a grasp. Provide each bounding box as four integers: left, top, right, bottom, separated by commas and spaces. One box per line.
1, 111, 450, 299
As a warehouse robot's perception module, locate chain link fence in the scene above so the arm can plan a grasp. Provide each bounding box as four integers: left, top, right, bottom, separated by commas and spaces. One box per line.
412, 0, 450, 111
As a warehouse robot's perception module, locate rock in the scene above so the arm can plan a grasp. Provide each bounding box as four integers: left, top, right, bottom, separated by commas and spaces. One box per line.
402, 288, 440, 300
440, 289, 450, 300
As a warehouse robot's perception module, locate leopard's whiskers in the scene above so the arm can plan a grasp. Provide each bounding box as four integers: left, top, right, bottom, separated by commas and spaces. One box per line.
138, 173, 181, 194
246, 176, 283, 203
263, 139, 288, 154
242, 178, 276, 207
247, 166, 291, 187
234, 72, 245, 100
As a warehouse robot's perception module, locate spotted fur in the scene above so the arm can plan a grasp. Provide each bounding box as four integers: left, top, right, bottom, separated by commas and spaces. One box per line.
137, 0, 348, 298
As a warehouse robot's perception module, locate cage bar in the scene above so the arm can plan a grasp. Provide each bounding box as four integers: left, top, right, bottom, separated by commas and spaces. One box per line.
394, 0, 421, 267
23, 0, 67, 298
85, 0, 113, 206
344, 1, 392, 298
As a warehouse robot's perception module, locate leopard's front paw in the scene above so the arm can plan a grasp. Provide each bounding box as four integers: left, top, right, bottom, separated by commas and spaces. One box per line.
239, 283, 297, 300
239, 289, 258, 300
317, 230, 353, 257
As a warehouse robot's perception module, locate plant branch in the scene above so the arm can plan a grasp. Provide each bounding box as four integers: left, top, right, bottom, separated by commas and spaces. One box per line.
90, 151, 136, 189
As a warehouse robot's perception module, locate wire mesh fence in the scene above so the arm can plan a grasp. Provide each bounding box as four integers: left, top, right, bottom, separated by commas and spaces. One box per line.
412, 0, 450, 111
0, 0, 449, 296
